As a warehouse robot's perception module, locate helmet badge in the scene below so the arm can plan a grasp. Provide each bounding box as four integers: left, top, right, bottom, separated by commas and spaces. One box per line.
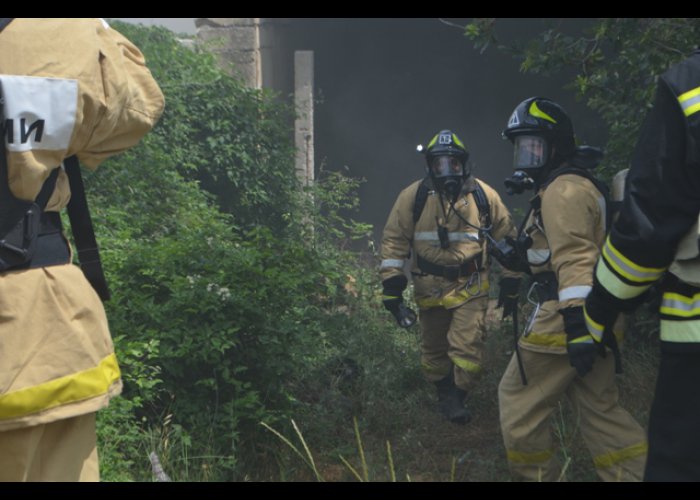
438, 132, 452, 145
508, 111, 520, 127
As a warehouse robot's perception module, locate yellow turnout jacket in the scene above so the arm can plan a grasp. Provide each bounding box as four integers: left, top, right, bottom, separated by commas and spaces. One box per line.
0, 18, 164, 430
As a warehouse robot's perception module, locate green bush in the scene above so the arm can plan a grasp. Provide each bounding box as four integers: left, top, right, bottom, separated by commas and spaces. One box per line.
88, 22, 391, 480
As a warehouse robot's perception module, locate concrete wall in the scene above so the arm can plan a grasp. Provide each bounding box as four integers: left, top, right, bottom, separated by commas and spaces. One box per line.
196, 19, 605, 244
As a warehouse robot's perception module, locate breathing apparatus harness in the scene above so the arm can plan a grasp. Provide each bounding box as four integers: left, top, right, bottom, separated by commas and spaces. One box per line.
0, 18, 110, 301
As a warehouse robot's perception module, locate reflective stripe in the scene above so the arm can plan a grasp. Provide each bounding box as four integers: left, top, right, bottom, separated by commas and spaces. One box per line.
660, 292, 700, 317
593, 441, 648, 469
414, 232, 438, 241
678, 86, 700, 117
420, 360, 451, 377
449, 232, 479, 242
416, 280, 490, 308
414, 231, 479, 242
527, 248, 550, 265
529, 101, 557, 124
601, 237, 666, 284
380, 259, 404, 269
0, 353, 121, 420
660, 289, 700, 343
523, 328, 624, 348
559, 285, 592, 302
660, 318, 700, 342
506, 448, 554, 464
452, 357, 482, 374
427, 134, 438, 149
595, 258, 652, 300
569, 335, 593, 345
521, 332, 567, 348
584, 307, 605, 342
596, 194, 607, 233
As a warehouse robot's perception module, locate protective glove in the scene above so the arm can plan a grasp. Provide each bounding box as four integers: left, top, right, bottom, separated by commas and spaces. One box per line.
583, 281, 622, 344
383, 298, 417, 328
382, 275, 417, 328
497, 277, 521, 319
489, 235, 532, 274
562, 306, 602, 377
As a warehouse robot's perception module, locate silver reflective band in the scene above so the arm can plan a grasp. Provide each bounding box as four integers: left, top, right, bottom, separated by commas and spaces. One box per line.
414, 231, 479, 242
527, 248, 550, 265
559, 285, 592, 302
596, 195, 607, 233
584, 309, 604, 342
661, 295, 700, 316
380, 259, 404, 269
602, 241, 665, 283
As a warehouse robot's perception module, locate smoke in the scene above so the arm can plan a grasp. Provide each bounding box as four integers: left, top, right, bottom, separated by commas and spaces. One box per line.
279, 19, 607, 246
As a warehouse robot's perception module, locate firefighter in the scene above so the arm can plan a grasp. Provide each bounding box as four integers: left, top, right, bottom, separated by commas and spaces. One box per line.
379, 129, 519, 424
496, 97, 647, 481
584, 50, 700, 482
0, 19, 164, 481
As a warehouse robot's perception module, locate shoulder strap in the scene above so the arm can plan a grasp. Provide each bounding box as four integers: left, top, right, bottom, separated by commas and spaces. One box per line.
35, 168, 60, 209
413, 177, 431, 224
64, 156, 111, 301
471, 180, 492, 230
413, 177, 493, 229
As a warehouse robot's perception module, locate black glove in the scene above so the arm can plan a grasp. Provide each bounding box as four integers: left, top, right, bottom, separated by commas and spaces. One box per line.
489, 235, 532, 274
562, 306, 602, 377
583, 281, 622, 344
498, 277, 521, 319
382, 275, 417, 328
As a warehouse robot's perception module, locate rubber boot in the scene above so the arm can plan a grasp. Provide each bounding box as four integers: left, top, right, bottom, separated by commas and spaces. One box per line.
434, 375, 471, 425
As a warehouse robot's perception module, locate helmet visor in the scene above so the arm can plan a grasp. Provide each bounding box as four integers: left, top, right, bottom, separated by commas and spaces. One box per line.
429, 155, 463, 178
513, 135, 548, 170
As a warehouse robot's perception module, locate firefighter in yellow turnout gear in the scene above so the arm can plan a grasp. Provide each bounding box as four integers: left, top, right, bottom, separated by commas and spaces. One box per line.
0, 19, 164, 481
380, 130, 519, 424
495, 98, 647, 481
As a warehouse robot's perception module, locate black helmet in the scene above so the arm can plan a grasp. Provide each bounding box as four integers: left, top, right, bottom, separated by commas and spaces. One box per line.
502, 97, 575, 175
419, 130, 469, 201
424, 129, 469, 165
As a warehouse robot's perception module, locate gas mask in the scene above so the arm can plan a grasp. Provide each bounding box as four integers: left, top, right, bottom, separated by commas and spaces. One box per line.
504, 135, 549, 195
429, 155, 466, 201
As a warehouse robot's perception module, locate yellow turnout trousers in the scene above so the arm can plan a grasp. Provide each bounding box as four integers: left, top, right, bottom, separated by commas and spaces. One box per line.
499, 350, 647, 481
0, 412, 99, 481
419, 295, 488, 391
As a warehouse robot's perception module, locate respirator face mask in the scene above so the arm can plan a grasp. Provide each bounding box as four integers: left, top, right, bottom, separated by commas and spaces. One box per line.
504, 135, 549, 194
430, 155, 465, 200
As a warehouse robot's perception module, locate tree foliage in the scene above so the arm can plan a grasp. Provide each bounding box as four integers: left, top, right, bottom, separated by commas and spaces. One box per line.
89, 21, 381, 480
466, 18, 700, 178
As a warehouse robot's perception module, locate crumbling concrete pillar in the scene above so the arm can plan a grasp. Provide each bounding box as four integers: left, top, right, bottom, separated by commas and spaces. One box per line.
195, 18, 263, 88
294, 51, 314, 187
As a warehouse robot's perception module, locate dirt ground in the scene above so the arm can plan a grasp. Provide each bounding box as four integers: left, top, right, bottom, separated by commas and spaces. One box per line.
280, 299, 655, 483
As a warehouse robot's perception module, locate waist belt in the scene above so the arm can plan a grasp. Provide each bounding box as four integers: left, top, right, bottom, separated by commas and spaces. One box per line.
530, 271, 558, 303
8, 212, 70, 271
416, 254, 482, 281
